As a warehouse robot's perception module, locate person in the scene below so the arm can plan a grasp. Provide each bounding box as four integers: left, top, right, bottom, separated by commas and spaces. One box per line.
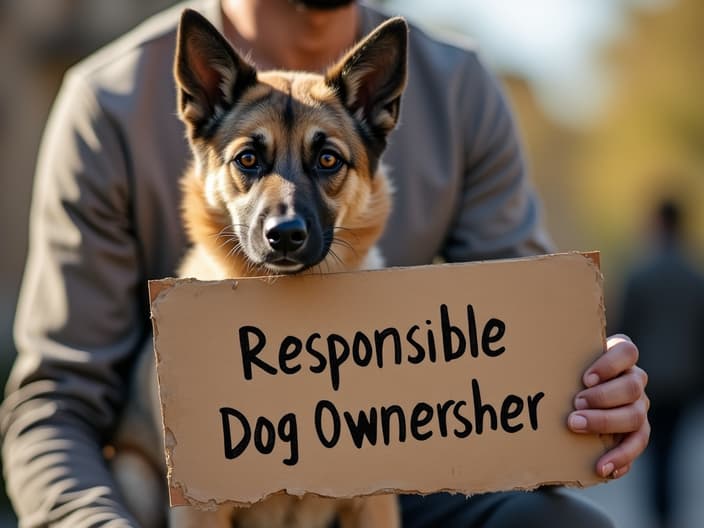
618, 198, 704, 528
1, 0, 649, 526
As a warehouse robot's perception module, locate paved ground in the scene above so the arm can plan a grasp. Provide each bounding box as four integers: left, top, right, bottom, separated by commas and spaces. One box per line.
577, 400, 704, 528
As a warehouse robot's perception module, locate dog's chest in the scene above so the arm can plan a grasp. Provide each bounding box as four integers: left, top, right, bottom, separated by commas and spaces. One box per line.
231, 495, 340, 528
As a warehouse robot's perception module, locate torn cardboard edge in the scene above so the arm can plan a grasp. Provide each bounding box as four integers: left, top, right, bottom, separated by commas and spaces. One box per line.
149, 251, 611, 509
168, 478, 610, 510
147, 251, 602, 304
165, 460, 613, 509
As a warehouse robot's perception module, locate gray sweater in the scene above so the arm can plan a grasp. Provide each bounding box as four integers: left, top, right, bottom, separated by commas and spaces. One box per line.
1, 1, 552, 526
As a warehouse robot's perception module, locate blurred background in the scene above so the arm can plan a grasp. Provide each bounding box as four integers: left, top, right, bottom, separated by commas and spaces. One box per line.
0, 0, 702, 526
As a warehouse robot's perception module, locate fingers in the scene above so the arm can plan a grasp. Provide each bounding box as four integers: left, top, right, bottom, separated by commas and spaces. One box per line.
575, 367, 648, 410
573, 333, 651, 479
568, 396, 648, 434
569, 373, 650, 479
583, 335, 639, 387
595, 419, 651, 478
611, 463, 632, 479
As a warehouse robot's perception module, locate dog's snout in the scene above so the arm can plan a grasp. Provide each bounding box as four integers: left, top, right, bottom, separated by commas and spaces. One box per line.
264, 216, 308, 253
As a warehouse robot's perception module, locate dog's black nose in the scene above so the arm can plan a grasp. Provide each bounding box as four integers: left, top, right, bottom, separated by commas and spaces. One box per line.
264, 216, 308, 253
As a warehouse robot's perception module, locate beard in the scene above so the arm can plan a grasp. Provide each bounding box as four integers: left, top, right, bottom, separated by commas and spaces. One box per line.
289, 0, 356, 10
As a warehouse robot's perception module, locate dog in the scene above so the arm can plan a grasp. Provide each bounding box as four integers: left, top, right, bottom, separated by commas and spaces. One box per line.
111, 8, 408, 528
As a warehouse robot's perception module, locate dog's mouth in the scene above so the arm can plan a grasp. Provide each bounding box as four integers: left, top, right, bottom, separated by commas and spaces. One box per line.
263, 257, 307, 274
241, 214, 331, 275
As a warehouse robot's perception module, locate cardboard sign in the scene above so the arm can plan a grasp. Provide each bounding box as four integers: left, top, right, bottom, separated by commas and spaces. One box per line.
149, 252, 611, 509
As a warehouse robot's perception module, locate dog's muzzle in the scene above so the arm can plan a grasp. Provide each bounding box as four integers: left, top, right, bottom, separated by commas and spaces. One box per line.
261, 215, 314, 272
264, 215, 308, 254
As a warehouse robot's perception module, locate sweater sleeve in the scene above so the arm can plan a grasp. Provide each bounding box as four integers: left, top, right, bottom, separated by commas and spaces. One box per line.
1, 71, 146, 527
441, 52, 554, 262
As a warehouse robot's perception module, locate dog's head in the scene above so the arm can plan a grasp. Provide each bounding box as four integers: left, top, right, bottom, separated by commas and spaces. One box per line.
175, 9, 407, 276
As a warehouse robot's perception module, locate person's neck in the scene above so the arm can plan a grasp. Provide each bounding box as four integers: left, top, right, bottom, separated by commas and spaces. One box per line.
221, 0, 360, 72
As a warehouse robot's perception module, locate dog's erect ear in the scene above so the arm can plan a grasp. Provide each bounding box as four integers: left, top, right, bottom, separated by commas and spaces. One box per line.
175, 9, 257, 137
325, 17, 408, 140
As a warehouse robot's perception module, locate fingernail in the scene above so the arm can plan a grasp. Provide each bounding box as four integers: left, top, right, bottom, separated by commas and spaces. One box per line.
601, 462, 615, 477
575, 397, 588, 410
569, 414, 588, 430
585, 373, 600, 387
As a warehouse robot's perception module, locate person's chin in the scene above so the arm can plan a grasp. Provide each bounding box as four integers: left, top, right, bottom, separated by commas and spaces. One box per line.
289, 0, 356, 10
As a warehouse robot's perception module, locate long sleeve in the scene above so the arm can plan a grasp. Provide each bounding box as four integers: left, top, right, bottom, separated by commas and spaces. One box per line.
1, 71, 147, 527
374, 26, 554, 267
442, 53, 554, 262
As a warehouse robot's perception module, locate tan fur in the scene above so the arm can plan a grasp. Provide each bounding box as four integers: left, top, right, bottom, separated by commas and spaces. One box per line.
113, 11, 407, 528
179, 143, 392, 278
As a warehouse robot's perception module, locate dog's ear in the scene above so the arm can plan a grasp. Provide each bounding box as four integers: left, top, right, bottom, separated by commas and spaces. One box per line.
174, 9, 257, 137
325, 17, 408, 141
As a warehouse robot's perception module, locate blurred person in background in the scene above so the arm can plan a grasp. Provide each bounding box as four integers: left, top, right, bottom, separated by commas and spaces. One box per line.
1, 0, 649, 526
619, 197, 704, 528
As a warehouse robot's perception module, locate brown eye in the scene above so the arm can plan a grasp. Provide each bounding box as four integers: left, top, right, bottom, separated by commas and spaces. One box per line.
317, 150, 342, 171
236, 151, 258, 169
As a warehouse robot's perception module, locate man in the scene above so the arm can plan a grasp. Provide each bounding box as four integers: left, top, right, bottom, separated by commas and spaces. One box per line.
619, 198, 704, 528
1, 0, 649, 526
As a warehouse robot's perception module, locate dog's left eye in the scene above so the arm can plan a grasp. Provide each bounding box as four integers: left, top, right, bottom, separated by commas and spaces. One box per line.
316, 150, 343, 172
233, 150, 260, 172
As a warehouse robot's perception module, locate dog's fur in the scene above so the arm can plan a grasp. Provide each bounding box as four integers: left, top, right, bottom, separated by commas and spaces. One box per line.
111, 8, 407, 528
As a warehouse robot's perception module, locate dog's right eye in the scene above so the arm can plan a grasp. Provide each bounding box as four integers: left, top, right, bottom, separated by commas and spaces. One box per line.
233, 151, 260, 172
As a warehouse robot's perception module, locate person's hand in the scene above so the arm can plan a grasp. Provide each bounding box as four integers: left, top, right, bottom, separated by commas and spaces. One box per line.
567, 334, 650, 479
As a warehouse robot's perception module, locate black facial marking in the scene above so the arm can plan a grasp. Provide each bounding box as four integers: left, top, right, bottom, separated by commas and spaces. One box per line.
252, 133, 267, 155
300, 131, 325, 178
311, 131, 327, 153
198, 111, 226, 140
283, 93, 295, 130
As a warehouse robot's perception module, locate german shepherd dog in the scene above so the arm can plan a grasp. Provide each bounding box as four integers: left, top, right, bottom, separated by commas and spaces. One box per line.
112, 8, 407, 528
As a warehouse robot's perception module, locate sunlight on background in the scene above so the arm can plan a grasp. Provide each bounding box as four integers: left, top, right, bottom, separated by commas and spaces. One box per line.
386, 0, 617, 125
383, 0, 669, 125
380, 0, 704, 273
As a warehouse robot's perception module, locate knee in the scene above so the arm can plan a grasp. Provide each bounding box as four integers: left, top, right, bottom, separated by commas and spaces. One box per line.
487, 487, 614, 528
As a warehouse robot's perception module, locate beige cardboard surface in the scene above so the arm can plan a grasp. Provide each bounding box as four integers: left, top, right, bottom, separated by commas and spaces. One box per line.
150, 252, 611, 508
